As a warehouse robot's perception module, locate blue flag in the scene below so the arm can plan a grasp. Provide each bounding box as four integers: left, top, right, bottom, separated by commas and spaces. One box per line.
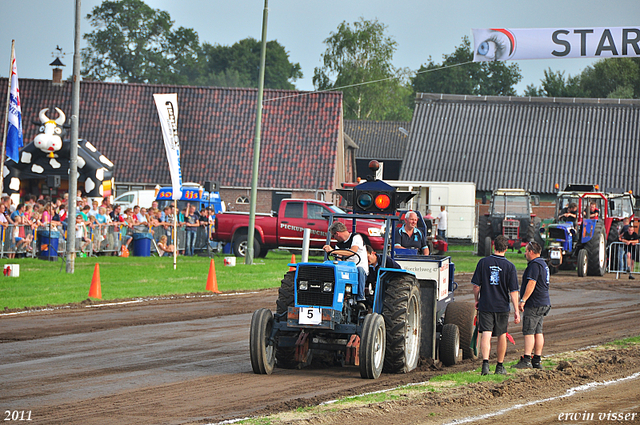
6, 46, 23, 162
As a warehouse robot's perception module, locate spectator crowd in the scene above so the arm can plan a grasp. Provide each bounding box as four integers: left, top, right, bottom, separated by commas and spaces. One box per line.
0, 192, 215, 258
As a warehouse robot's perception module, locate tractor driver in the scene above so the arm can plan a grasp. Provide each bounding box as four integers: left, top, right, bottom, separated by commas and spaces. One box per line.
587, 201, 600, 219
323, 221, 368, 307
559, 202, 578, 225
394, 211, 429, 255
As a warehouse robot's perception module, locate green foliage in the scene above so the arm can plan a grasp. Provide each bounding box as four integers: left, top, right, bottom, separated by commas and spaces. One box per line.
526, 58, 640, 99
82, 0, 202, 84
82, 0, 302, 89
412, 36, 522, 96
197, 38, 302, 89
313, 18, 413, 121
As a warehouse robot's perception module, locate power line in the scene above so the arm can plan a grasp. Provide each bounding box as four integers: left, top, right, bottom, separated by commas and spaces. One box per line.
264, 60, 474, 103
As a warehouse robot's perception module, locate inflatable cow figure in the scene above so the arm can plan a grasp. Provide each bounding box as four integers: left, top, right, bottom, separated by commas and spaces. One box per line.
2, 107, 114, 198
34, 107, 65, 157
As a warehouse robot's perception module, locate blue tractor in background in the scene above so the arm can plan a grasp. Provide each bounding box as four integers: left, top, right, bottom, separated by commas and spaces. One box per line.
250, 162, 476, 379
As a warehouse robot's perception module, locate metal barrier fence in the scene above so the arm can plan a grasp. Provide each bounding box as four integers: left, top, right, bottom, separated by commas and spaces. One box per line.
0, 223, 214, 258
607, 242, 639, 279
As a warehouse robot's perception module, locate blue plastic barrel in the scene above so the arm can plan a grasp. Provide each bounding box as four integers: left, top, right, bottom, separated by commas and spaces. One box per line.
38, 230, 60, 261
132, 232, 153, 257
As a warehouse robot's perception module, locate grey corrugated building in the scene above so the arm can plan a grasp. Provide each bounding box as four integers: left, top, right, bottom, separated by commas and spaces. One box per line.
401, 93, 640, 197
344, 120, 409, 180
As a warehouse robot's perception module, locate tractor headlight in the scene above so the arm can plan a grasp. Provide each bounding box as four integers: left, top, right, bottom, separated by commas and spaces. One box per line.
323, 282, 333, 292
368, 226, 385, 237
345, 284, 352, 293
299, 280, 309, 291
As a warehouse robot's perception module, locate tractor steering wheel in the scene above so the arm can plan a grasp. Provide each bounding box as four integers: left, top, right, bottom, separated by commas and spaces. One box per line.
327, 248, 361, 266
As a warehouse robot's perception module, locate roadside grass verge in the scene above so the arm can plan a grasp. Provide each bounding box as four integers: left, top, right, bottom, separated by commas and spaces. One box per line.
235, 337, 640, 425
0, 245, 526, 310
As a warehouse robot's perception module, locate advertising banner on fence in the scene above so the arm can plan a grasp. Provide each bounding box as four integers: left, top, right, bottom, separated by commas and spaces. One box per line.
472, 27, 640, 62
153, 93, 182, 200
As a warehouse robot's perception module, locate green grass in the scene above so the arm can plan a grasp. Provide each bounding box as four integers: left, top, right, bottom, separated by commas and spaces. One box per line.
0, 246, 528, 310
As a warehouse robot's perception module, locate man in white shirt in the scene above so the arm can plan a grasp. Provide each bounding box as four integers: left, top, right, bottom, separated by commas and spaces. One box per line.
436, 205, 448, 242
323, 221, 368, 304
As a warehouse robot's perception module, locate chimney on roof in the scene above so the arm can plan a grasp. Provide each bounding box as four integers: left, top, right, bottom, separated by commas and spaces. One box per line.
50, 46, 66, 86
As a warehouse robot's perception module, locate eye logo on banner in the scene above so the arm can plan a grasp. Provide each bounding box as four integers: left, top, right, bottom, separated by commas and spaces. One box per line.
473, 27, 640, 62
475, 28, 516, 61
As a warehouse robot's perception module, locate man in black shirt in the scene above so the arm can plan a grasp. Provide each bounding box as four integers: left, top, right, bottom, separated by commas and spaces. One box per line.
472, 235, 520, 375
365, 245, 400, 286
513, 241, 551, 369
620, 221, 640, 279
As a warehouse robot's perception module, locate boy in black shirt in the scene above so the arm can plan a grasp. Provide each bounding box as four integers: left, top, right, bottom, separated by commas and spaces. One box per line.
472, 235, 520, 375
620, 221, 640, 279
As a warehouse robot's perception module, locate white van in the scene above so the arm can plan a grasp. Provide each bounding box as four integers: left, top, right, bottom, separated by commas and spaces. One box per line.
113, 190, 157, 210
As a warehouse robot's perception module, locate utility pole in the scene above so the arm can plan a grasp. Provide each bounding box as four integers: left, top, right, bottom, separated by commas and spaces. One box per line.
66, 0, 81, 273
246, 0, 268, 265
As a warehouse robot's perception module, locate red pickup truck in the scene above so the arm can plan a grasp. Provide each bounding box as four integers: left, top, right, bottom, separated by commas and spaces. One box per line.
212, 198, 387, 257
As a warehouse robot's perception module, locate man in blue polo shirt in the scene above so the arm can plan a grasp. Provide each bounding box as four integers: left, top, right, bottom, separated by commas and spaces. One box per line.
472, 235, 520, 375
513, 241, 551, 370
394, 211, 429, 255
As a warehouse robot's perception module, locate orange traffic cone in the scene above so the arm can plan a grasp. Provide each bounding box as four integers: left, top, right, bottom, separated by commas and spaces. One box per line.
88, 263, 102, 299
206, 259, 221, 293
289, 254, 296, 271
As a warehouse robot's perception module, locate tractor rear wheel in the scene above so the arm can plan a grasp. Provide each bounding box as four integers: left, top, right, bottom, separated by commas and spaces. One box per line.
439, 323, 460, 367
359, 313, 386, 379
250, 308, 275, 375
382, 275, 421, 374
444, 302, 477, 360
577, 249, 588, 277
586, 222, 606, 276
275, 271, 299, 369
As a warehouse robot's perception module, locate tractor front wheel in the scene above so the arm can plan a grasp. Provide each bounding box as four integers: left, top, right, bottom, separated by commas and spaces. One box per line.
577, 249, 588, 277
359, 313, 386, 379
250, 308, 275, 375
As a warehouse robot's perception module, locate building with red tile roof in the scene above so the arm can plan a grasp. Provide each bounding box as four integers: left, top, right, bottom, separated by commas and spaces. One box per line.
0, 78, 352, 212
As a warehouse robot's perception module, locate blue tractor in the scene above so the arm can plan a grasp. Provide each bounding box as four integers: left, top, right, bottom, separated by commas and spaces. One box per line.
250, 162, 476, 378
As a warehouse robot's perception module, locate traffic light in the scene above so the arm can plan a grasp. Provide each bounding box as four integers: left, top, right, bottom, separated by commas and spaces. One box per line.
350, 180, 414, 215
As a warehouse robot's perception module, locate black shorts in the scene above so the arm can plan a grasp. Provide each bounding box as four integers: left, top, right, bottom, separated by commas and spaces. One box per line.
522, 306, 551, 335
477, 310, 509, 336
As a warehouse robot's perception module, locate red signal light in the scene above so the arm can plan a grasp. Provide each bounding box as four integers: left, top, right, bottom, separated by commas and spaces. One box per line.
375, 194, 391, 210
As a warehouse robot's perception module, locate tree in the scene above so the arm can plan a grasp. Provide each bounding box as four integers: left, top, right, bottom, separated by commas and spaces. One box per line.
313, 18, 412, 121
411, 37, 522, 96
526, 58, 640, 99
82, 0, 202, 84
197, 38, 302, 89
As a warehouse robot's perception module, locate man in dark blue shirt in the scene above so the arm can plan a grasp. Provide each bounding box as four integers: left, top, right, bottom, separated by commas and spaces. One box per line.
513, 241, 551, 370
472, 235, 520, 375
394, 211, 429, 255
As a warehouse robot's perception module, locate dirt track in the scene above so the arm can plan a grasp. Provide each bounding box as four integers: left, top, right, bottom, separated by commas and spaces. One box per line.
1, 272, 640, 424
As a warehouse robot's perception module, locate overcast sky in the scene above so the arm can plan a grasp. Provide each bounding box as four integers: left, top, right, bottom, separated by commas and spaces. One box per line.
1, 0, 638, 94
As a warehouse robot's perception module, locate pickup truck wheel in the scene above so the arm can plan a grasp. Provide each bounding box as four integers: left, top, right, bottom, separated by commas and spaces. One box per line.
439, 323, 460, 367
443, 302, 477, 360
233, 234, 262, 258
249, 308, 275, 375
382, 275, 421, 374
359, 313, 386, 379
275, 271, 299, 369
